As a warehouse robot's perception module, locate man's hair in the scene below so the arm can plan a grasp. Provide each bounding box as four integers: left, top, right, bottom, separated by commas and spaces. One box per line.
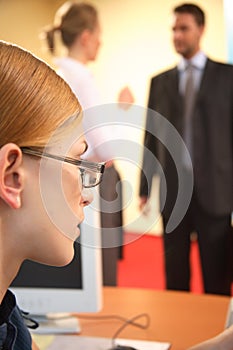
173, 3, 205, 26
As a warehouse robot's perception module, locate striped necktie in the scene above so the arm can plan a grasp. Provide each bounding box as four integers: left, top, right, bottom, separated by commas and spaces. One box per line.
183, 63, 196, 167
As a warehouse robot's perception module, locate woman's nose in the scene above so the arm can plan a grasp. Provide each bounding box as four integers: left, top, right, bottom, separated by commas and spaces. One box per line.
81, 188, 94, 206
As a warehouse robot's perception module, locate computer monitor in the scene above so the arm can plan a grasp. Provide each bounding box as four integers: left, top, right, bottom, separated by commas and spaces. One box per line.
10, 194, 103, 316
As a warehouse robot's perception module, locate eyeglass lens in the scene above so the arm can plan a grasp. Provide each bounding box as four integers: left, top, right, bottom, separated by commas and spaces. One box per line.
79, 168, 102, 188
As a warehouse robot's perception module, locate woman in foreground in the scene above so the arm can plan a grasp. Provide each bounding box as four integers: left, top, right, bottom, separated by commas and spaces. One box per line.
0, 40, 232, 350
0, 40, 104, 349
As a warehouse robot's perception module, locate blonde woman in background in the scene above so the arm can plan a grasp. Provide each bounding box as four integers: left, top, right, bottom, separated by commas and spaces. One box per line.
42, 1, 134, 285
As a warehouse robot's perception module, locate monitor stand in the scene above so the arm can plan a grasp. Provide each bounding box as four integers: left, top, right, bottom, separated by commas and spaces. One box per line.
30, 313, 81, 334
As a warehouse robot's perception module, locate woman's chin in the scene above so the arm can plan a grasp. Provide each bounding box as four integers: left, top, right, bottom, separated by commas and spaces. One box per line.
51, 246, 75, 267
75, 225, 81, 240
60, 224, 81, 242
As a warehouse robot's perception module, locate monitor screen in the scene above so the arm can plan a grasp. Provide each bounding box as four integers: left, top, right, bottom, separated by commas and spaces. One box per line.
10, 196, 103, 315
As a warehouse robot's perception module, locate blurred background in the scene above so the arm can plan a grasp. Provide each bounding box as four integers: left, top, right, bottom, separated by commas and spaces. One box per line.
0, 0, 230, 235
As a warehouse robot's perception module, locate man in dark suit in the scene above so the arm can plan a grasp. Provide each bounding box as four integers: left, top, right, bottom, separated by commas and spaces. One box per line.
139, 3, 233, 295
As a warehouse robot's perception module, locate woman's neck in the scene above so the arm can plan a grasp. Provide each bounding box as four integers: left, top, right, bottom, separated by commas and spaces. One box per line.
0, 234, 21, 304
68, 47, 88, 65
0, 263, 10, 303
0, 263, 20, 304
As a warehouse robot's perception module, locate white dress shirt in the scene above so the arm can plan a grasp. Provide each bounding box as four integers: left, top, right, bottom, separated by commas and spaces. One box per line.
177, 50, 207, 95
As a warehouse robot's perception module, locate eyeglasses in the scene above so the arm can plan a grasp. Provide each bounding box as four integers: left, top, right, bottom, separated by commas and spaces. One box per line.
21, 147, 105, 188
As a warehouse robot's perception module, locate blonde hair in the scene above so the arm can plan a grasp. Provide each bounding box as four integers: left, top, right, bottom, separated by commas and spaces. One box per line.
0, 41, 82, 148
43, 1, 98, 54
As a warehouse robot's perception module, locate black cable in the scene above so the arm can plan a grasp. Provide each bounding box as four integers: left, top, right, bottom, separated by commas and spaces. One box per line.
21, 310, 39, 329
77, 313, 149, 329
25, 311, 150, 347
111, 313, 150, 348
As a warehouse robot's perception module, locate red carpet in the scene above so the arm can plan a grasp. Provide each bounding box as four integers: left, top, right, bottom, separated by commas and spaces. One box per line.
117, 232, 204, 293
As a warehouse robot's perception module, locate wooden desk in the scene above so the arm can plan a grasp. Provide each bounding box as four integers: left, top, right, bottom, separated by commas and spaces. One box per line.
77, 287, 230, 350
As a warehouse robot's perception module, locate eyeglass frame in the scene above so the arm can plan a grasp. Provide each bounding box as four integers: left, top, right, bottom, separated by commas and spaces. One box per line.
21, 147, 105, 188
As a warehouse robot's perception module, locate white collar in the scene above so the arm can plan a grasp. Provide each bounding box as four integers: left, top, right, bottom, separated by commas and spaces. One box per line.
178, 51, 207, 71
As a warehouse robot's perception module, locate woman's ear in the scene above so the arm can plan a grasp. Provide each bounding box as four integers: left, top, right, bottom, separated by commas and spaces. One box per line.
0, 143, 24, 209
80, 29, 91, 46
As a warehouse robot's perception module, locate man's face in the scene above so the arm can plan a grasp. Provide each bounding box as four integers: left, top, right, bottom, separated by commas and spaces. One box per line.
171, 12, 204, 59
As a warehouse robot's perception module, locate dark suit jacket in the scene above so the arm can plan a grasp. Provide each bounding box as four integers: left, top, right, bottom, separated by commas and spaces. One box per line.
140, 58, 233, 219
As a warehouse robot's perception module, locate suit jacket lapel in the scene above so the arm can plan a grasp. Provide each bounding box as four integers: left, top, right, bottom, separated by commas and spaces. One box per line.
197, 58, 215, 99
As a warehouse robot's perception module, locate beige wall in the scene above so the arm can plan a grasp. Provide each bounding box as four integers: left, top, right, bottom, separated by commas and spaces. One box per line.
0, 0, 227, 234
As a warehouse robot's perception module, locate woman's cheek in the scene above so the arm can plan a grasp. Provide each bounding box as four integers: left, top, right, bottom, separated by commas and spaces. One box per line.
62, 167, 80, 201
